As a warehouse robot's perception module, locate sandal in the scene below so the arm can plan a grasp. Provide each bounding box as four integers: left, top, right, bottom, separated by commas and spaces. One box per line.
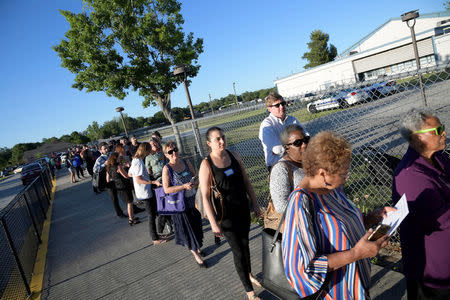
129, 219, 141, 226
250, 276, 262, 288
153, 239, 167, 245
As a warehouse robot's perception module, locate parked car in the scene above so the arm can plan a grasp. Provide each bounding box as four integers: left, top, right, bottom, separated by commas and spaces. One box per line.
364, 80, 399, 100
20, 163, 43, 186
306, 88, 370, 113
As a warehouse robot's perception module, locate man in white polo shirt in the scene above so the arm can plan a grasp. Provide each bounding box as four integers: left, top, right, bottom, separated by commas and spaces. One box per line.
259, 91, 307, 171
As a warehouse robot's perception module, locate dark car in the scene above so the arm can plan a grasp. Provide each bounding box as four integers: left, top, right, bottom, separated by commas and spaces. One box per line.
21, 163, 43, 186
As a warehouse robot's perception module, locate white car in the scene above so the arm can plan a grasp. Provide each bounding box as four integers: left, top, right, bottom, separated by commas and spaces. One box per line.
307, 89, 370, 113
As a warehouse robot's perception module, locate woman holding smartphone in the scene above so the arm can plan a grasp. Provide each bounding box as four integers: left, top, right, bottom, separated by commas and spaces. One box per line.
161, 141, 206, 267
282, 131, 395, 299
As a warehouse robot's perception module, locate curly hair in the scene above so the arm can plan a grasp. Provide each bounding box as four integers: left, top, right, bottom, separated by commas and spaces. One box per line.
302, 131, 351, 176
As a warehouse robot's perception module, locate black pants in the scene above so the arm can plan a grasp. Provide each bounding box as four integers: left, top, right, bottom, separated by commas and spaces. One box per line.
144, 197, 159, 241
76, 166, 84, 178
222, 207, 252, 292
407, 280, 450, 300
106, 186, 124, 216
157, 215, 173, 234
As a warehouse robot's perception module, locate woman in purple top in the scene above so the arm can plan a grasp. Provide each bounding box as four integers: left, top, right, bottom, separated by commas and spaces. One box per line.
392, 108, 449, 300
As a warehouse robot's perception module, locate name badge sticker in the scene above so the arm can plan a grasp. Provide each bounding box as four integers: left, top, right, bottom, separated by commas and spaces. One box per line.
224, 168, 234, 177
182, 171, 189, 177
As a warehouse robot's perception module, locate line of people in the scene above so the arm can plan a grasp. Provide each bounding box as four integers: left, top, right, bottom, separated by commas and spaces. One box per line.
74, 91, 448, 300
259, 91, 449, 300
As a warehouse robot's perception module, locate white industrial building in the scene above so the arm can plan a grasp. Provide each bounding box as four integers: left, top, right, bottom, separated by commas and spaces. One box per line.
274, 11, 450, 98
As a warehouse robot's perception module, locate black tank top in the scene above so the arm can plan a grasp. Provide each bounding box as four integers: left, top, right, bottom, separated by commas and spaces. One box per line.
108, 165, 130, 190
207, 150, 248, 208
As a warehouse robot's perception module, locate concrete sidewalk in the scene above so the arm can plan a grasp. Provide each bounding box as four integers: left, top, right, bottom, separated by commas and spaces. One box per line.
40, 169, 406, 299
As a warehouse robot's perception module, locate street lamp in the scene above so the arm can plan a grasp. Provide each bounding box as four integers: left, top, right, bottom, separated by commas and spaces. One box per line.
233, 82, 239, 107
401, 10, 427, 106
115, 106, 128, 138
173, 65, 205, 157
208, 93, 215, 115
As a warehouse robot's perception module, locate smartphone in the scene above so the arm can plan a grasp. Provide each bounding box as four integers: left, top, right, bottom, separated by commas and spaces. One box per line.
368, 224, 391, 241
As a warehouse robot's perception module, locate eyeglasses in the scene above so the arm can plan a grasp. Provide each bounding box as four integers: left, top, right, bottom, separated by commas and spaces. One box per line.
413, 124, 445, 136
167, 147, 178, 155
284, 136, 310, 147
269, 101, 286, 108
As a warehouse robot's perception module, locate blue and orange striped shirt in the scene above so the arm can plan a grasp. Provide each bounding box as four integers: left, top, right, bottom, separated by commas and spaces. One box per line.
282, 188, 371, 299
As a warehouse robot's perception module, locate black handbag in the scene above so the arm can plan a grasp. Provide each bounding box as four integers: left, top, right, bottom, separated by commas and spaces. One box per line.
261, 190, 328, 300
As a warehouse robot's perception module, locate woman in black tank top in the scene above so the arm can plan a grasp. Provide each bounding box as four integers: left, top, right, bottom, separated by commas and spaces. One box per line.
199, 127, 262, 300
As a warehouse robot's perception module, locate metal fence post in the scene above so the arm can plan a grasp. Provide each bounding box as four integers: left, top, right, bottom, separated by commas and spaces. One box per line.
191, 120, 205, 157
22, 194, 42, 244
1, 218, 31, 296
33, 185, 47, 220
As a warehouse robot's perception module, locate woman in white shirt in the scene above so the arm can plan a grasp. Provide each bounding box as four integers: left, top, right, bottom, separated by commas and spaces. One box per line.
129, 142, 166, 245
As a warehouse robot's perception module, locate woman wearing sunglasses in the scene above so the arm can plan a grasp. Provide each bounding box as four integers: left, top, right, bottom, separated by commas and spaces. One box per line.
270, 125, 308, 212
265, 124, 308, 231
393, 108, 449, 300
161, 141, 206, 267
282, 131, 394, 299
199, 127, 262, 300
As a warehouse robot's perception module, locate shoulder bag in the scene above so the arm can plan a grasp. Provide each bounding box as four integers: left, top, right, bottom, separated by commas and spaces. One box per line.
261, 189, 329, 300
204, 157, 225, 223
155, 164, 185, 215
264, 161, 293, 231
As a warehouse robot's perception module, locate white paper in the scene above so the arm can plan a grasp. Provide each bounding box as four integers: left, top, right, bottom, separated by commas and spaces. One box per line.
382, 193, 409, 236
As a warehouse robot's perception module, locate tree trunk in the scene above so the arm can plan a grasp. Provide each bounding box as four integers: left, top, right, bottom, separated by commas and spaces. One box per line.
155, 94, 185, 155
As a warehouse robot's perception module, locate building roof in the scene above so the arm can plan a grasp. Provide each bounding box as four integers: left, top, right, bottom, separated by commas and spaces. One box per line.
340, 11, 450, 57
275, 10, 450, 83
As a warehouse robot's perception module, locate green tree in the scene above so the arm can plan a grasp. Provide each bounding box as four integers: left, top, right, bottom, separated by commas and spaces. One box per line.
53, 0, 203, 152
86, 121, 102, 141
0, 147, 12, 169
446, 1, 450, 10
302, 30, 337, 69
10, 143, 41, 165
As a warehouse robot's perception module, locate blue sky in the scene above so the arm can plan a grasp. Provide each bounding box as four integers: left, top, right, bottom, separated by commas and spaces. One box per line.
0, 0, 444, 148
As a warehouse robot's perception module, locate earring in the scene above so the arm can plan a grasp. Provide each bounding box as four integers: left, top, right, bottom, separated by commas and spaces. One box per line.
324, 178, 330, 187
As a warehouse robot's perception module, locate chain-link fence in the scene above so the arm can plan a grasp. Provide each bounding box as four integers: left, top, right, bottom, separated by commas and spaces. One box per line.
0, 166, 53, 299
137, 63, 449, 248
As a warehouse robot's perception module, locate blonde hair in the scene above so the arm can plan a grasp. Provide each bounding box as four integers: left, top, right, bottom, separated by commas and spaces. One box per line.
134, 142, 151, 159
302, 131, 351, 176
162, 141, 177, 153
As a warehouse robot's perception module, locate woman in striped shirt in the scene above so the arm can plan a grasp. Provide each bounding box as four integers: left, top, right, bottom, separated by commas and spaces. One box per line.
282, 132, 394, 299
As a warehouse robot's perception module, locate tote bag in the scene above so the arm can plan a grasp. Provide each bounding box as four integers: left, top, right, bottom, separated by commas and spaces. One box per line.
155, 186, 185, 214
262, 189, 328, 300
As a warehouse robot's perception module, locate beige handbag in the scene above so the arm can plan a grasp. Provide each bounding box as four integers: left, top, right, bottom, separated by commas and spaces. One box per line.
263, 161, 293, 232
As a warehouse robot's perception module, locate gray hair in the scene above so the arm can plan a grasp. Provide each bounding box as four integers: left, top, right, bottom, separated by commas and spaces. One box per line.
400, 107, 438, 142
280, 124, 306, 145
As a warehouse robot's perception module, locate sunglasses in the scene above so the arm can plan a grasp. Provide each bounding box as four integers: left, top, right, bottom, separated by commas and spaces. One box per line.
413, 124, 445, 136
284, 136, 310, 147
167, 147, 179, 155
269, 101, 286, 108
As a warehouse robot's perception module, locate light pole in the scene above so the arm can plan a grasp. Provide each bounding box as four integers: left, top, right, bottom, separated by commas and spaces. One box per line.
233, 82, 239, 107
208, 93, 215, 115
115, 106, 128, 137
173, 65, 205, 157
401, 10, 427, 106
